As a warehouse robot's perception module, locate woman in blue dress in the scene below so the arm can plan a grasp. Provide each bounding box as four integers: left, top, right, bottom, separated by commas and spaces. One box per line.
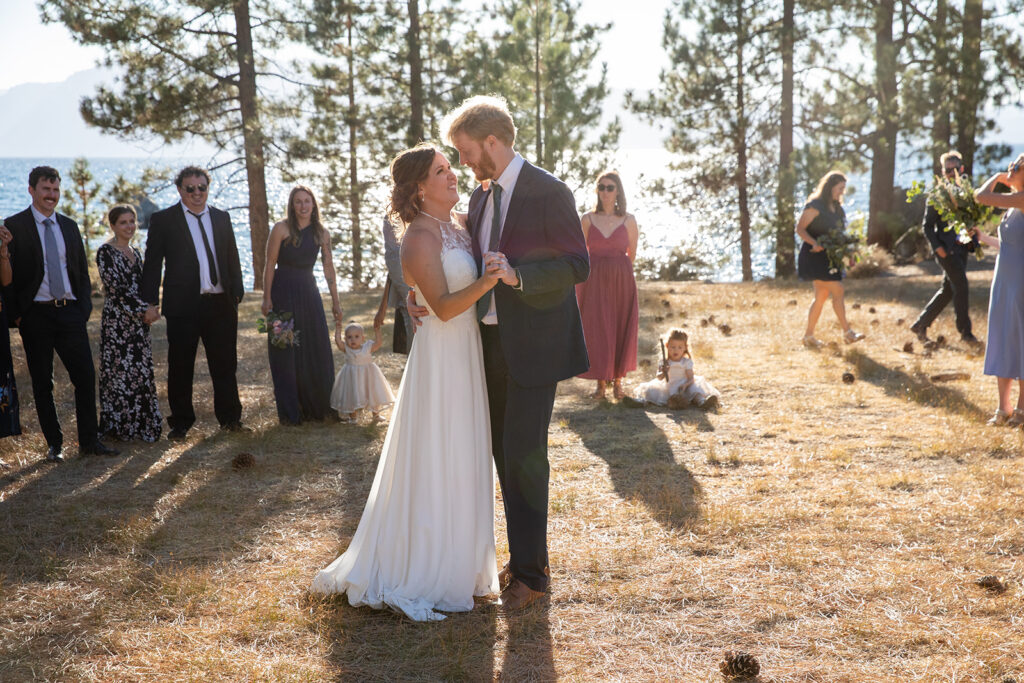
795, 171, 865, 348
262, 186, 342, 424
973, 154, 1024, 426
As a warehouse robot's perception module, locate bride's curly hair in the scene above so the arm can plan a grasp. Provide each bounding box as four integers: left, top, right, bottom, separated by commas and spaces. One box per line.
388, 143, 440, 226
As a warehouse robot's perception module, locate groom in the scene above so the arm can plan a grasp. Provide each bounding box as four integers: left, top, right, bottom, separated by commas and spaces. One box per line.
433, 96, 590, 609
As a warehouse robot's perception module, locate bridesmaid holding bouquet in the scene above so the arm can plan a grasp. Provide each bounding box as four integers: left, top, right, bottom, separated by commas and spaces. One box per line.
262, 186, 343, 424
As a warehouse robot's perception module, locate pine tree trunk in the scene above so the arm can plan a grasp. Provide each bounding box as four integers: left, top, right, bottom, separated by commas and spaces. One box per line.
930, 0, 952, 175
407, 0, 424, 146
346, 11, 363, 288
233, 0, 269, 290
735, 0, 752, 282
534, 4, 543, 165
775, 0, 795, 278
867, 0, 899, 248
957, 0, 983, 173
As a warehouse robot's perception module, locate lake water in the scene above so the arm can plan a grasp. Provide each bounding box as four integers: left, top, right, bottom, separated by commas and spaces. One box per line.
2, 147, 1020, 290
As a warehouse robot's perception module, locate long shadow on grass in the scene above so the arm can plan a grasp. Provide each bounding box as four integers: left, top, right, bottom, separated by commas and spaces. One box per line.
846, 348, 986, 419
566, 402, 703, 530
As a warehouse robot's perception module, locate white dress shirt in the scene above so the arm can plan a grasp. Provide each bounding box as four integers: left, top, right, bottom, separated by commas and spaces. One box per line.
180, 201, 224, 294
31, 205, 76, 302
478, 153, 525, 325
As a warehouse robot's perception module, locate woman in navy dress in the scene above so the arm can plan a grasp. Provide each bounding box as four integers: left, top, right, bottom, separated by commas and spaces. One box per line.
973, 154, 1024, 425
0, 222, 22, 452
262, 186, 342, 424
795, 171, 864, 348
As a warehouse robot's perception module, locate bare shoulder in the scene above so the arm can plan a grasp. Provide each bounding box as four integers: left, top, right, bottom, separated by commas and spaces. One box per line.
400, 219, 442, 261
625, 213, 639, 228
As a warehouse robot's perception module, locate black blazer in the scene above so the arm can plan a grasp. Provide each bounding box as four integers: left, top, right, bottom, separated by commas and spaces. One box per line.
922, 205, 977, 257
468, 161, 590, 387
2, 207, 92, 323
141, 203, 244, 316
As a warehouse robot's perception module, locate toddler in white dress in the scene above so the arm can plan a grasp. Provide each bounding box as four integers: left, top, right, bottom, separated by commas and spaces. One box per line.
331, 321, 395, 421
634, 328, 720, 410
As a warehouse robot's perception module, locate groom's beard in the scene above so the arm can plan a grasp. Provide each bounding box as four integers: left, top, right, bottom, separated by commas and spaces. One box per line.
472, 149, 498, 183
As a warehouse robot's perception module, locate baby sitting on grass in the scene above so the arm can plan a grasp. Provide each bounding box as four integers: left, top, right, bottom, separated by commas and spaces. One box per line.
634, 328, 720, 410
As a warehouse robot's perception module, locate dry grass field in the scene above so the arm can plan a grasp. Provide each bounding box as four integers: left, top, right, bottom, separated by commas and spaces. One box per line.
2, 262, 1023, 682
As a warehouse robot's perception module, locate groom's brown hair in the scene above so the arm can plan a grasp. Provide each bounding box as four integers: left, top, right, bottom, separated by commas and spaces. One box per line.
442, 95, 517, 147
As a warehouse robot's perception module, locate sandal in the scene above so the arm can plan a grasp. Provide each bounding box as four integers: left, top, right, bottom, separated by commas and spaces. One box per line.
1008, 409, 1024, 427
987, 409, 1010, 426
844, 329, 865, 344
802, 335, 824, 349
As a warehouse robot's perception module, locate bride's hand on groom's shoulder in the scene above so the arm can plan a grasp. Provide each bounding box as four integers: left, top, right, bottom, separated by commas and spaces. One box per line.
454, 212, 468, 229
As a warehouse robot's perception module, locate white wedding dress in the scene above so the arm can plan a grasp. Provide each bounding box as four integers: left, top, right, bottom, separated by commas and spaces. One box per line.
311, 220, 498, 621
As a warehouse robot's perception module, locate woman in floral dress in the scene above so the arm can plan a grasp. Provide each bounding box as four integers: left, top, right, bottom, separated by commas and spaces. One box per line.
97, 205, 162, 442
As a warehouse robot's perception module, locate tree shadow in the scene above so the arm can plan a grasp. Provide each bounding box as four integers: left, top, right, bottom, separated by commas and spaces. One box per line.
565, 401, 704, 530
846, 348, 987, 420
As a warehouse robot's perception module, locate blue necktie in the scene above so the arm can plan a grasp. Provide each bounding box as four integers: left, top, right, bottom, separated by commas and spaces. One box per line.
43, 218, 67, 300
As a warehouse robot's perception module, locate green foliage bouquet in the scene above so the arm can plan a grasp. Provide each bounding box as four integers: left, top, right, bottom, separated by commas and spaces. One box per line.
817, 230, 861, 275
906, 172, 991, 259
257, 311, 300, 349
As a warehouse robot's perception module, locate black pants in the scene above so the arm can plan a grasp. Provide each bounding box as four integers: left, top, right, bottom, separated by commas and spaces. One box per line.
480, 323, 556, 593
18, 303, 98, 448
165, 294, 241, 430
914, 251, 972, 336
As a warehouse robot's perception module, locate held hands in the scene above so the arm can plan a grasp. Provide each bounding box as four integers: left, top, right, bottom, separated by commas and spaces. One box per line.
935, 246, 948, 259
143, 305, 160, 325
334, 322, 345, 351
483, 251, 518, 287
811, 243, 824, 253
332, 301, 343, 324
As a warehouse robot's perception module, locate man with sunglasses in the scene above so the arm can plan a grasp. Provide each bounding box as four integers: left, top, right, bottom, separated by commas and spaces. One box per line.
910, 151, 983, 350
141, 166, 245, 440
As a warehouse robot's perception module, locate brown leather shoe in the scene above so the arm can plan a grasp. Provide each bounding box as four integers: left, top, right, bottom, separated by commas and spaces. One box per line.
500, 579, 546, 610
498, 563, 549, 592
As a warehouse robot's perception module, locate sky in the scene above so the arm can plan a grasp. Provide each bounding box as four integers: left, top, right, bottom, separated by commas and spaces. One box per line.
0, 1, 670, 93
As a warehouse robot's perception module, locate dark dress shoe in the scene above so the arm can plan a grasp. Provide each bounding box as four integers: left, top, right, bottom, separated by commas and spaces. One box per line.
499, 579, 546, 610
909, 323, 929, 342
498, 563, 549, 593
45, 445, 64, 463
167, 427, 189, 441
80, 441, 120, 456
220, 421, 250, 433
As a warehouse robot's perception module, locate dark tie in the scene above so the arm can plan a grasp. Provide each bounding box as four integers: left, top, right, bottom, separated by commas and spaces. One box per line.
187, 210, 219, 286
488, 181, 503, 251
42, 218, 67, 299
478, 182, 503, 321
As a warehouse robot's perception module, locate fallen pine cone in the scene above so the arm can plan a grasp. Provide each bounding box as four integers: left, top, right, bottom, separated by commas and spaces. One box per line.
852, 303, 861, 309
752, 301, 759, 307
700, 318, 710, 327
708, 314, 716, 324
871, 319, 880, 326
936, 334, 947, 346
662, 299, 671, 307
665, 311, 675, 318
719, 651, 760, 679
842, 372, 855, 384
930, 371, 970, 382
787, 299, 798, 306
655, 315, 664, 323
868, 306, 876, 313
232, 452, 255, 470
976, 575, 1007, 593
902, 341, 914, 353
896, 318, 905, 326
668, 287, 677, 294
718, 324, 732, 336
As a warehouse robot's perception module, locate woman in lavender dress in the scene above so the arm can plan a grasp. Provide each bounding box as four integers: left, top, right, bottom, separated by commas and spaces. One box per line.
973, 154, 1024, 425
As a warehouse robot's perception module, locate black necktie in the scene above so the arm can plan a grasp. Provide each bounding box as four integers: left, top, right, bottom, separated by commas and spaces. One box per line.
488, 181, 503, 251
187, 210, 219, 286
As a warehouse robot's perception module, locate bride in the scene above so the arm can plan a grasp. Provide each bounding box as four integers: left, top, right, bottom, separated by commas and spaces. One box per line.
310, 143, 508, 621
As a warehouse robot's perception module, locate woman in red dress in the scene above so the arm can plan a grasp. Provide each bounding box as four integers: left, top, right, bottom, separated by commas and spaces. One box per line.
576, 171, 639, 399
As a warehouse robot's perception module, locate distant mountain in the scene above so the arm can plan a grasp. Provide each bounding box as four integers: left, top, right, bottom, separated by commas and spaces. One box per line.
0, 68, 212, 158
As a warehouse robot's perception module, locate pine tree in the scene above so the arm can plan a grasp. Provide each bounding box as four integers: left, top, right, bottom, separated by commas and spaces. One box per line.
65, 158, 104, 261
631, 0, 778, 282
466, 0, 620, 190
40, 0, 293, 289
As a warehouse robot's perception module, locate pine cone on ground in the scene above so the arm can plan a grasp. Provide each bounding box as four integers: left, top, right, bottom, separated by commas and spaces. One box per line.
868, 306, 876, 313
719, 651, 760, 679
787, 299, 798, 306
903, 341, 914, 353
718, 323, 732, 336
842, 372, 855, 384
852, 303, 861, 309
700, 318, 710, 327
232, 452, 255, 470
976, 575, 1007, 593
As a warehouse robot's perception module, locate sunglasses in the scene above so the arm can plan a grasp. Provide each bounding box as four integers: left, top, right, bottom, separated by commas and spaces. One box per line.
184, 184, 208, 193
597, 183, 617, 192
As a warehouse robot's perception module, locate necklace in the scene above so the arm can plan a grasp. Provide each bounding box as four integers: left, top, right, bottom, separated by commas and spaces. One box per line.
418, 210, 455, 226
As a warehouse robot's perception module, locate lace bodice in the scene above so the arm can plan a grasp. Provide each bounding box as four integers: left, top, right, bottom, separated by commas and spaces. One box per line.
421, 220, 478, 323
